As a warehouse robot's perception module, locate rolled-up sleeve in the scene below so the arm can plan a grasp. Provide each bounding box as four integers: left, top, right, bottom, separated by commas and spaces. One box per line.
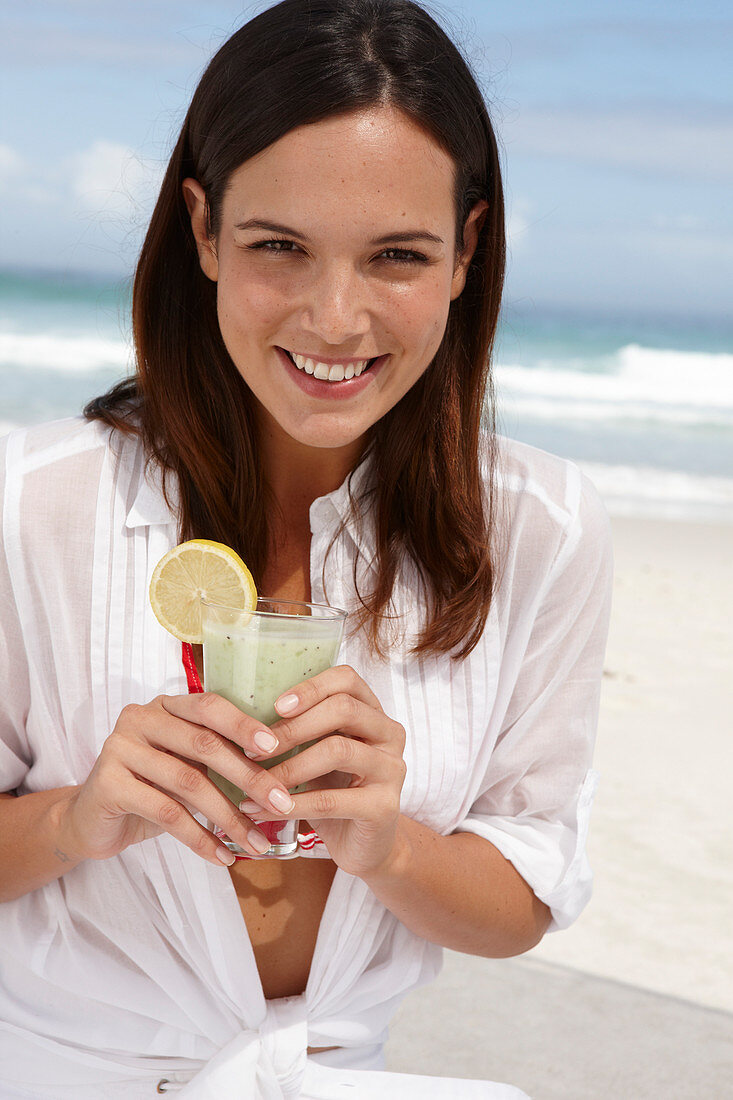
456, 472, 613, 931
0, 433, 32, 791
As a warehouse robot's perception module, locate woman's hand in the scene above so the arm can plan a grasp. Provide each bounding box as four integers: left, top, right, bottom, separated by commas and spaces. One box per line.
238, 665, 407, 879
62, 694, 300, 866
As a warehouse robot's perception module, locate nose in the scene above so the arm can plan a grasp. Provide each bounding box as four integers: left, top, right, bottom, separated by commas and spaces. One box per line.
299, 261, 370, 346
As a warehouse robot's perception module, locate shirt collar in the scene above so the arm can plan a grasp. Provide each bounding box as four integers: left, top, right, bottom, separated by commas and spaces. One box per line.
308, 453, 377, 557
125, 461, 179, 528
124, 451, 375, 544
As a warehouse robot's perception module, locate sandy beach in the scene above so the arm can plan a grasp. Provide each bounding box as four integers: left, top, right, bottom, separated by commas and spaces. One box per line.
385, 514, 733, 1096
532, 515, 733, 1011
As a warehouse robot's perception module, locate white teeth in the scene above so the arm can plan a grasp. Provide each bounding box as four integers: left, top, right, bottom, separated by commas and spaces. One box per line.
289, 350, 372, 382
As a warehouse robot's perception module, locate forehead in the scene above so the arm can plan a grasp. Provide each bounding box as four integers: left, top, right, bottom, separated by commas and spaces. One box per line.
222, 106, 457, 235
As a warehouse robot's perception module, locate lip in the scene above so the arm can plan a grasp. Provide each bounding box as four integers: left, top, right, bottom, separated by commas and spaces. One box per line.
275, 346, 387, 399
285, 350, 377, 367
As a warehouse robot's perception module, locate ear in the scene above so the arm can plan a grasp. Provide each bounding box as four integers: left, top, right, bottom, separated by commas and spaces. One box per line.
182, 178, 218, 282
450, 199, 488, 300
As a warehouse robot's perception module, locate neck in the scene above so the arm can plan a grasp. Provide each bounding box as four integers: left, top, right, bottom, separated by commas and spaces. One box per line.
257, 417, 366, 530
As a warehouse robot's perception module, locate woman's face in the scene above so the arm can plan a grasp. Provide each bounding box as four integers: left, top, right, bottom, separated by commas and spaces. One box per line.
184, 106, 485, 459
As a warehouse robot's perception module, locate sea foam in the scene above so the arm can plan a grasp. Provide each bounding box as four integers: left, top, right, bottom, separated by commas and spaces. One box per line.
496, 343, 733, 428
0, 329, 130, 374
578, 462, 733, 523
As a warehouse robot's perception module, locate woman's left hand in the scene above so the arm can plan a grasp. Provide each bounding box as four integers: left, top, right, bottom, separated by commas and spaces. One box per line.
238, 665, 407, 879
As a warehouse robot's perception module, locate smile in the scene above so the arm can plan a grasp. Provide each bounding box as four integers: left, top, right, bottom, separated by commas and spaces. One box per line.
284, 350, 378, 382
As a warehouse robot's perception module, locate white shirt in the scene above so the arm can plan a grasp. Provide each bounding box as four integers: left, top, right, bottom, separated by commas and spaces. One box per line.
0, 417, 612, 1098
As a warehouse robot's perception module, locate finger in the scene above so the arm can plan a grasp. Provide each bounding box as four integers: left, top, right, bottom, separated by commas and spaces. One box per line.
238, 800, 265, 815
243, 783, 400, 826
116, 769, 272, 862
144, 730, 294, 818
273, 664, 384, 720
159, 693, 281, 758
122, 740, 275, 855
146, 717, 295, 816
273, 695, 405, 753
263, 734, 405, 793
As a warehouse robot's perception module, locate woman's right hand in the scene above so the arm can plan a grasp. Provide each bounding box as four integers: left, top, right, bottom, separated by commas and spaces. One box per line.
62, 693, 295, 866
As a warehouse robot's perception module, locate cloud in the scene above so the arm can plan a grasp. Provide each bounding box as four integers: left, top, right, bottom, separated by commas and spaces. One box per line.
70, 141, 159, 219
506, 105, 733, 182
0, 139, 164, 219
506, 196, 532, 250
0, 145, 55, 205
0, 138, 166, 273
0, 144, 26, 193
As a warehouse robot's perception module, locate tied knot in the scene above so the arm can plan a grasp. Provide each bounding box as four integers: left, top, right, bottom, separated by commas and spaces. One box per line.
176, 997, 308, 1099
257, 998, 309, 1099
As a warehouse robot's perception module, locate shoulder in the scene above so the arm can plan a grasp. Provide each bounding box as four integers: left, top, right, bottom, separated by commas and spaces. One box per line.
1, 415, 146, 479
1, 417, 147, 542
2, 416, 112, 479
487, 434, 612, 595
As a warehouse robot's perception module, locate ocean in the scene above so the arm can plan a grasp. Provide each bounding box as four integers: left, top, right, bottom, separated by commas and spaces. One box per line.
2, 267, 732, 523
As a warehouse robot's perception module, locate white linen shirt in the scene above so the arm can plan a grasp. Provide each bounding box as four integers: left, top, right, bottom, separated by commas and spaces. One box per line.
0, 417, 612, 1098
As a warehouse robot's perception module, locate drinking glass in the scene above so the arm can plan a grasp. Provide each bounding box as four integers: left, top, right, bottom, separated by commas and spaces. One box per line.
201, 597, 348, 857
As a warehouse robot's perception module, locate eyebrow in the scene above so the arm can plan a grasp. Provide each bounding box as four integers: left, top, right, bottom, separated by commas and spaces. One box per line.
234, 218, 444, 246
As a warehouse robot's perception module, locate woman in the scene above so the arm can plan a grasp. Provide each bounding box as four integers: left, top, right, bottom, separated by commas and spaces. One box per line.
0, 1, 612, 1096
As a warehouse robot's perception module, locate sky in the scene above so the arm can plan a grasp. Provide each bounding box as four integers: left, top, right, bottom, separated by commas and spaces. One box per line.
1, 0, 731, 319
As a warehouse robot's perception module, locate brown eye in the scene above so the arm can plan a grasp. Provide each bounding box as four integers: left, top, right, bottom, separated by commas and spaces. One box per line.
379, 248, 427, 264
249, 239, 300, 253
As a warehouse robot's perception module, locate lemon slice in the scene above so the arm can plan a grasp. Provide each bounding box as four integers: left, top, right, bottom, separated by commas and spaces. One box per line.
149, 539, 257, 643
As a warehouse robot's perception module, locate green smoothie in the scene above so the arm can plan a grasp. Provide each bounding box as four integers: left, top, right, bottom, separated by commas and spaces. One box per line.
202, 607, 345, 808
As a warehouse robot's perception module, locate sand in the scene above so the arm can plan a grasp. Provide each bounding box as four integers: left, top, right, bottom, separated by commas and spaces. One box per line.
530, 516, 733, 1012
384, 514, 733, 1095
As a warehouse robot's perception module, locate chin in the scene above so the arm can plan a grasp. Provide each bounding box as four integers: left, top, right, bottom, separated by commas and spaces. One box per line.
279, 412, 371, 451
292, 428, 368, 452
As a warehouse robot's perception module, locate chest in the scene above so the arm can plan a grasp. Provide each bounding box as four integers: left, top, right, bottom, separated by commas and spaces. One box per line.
261, 526, 313, 601
40, 504, 500, 832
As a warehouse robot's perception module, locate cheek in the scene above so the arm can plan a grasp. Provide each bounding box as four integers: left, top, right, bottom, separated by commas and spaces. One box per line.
377, 288, 450, 401
395, 278, 452, 356
216, 267, 292, 337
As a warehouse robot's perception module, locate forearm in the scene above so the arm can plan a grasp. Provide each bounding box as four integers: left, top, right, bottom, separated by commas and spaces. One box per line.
362, 815, 551, 957
0, 788, 85, 902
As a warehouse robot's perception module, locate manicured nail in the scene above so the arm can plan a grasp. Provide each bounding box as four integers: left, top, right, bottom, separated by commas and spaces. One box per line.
248, 829, 271, 854
239, 799, 262, 814
254, 730, 279, 753
275, 693, 299, 714
269, 787, 295, 813
216, 845, 236, 866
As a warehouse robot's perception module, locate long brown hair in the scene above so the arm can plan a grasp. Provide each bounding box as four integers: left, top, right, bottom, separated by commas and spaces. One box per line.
85, 0, 505, 660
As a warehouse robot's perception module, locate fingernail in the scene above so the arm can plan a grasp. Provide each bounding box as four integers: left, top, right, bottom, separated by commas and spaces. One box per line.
269, 787, 295, 813
275, 693, 299, 714
248, 829, 271, 854
239, 799, 262, 813
254, 730, 279, 753
216, 845, 236, 866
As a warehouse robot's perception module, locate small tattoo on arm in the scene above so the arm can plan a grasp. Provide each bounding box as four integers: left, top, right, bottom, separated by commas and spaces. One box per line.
54, 847, 71, 863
